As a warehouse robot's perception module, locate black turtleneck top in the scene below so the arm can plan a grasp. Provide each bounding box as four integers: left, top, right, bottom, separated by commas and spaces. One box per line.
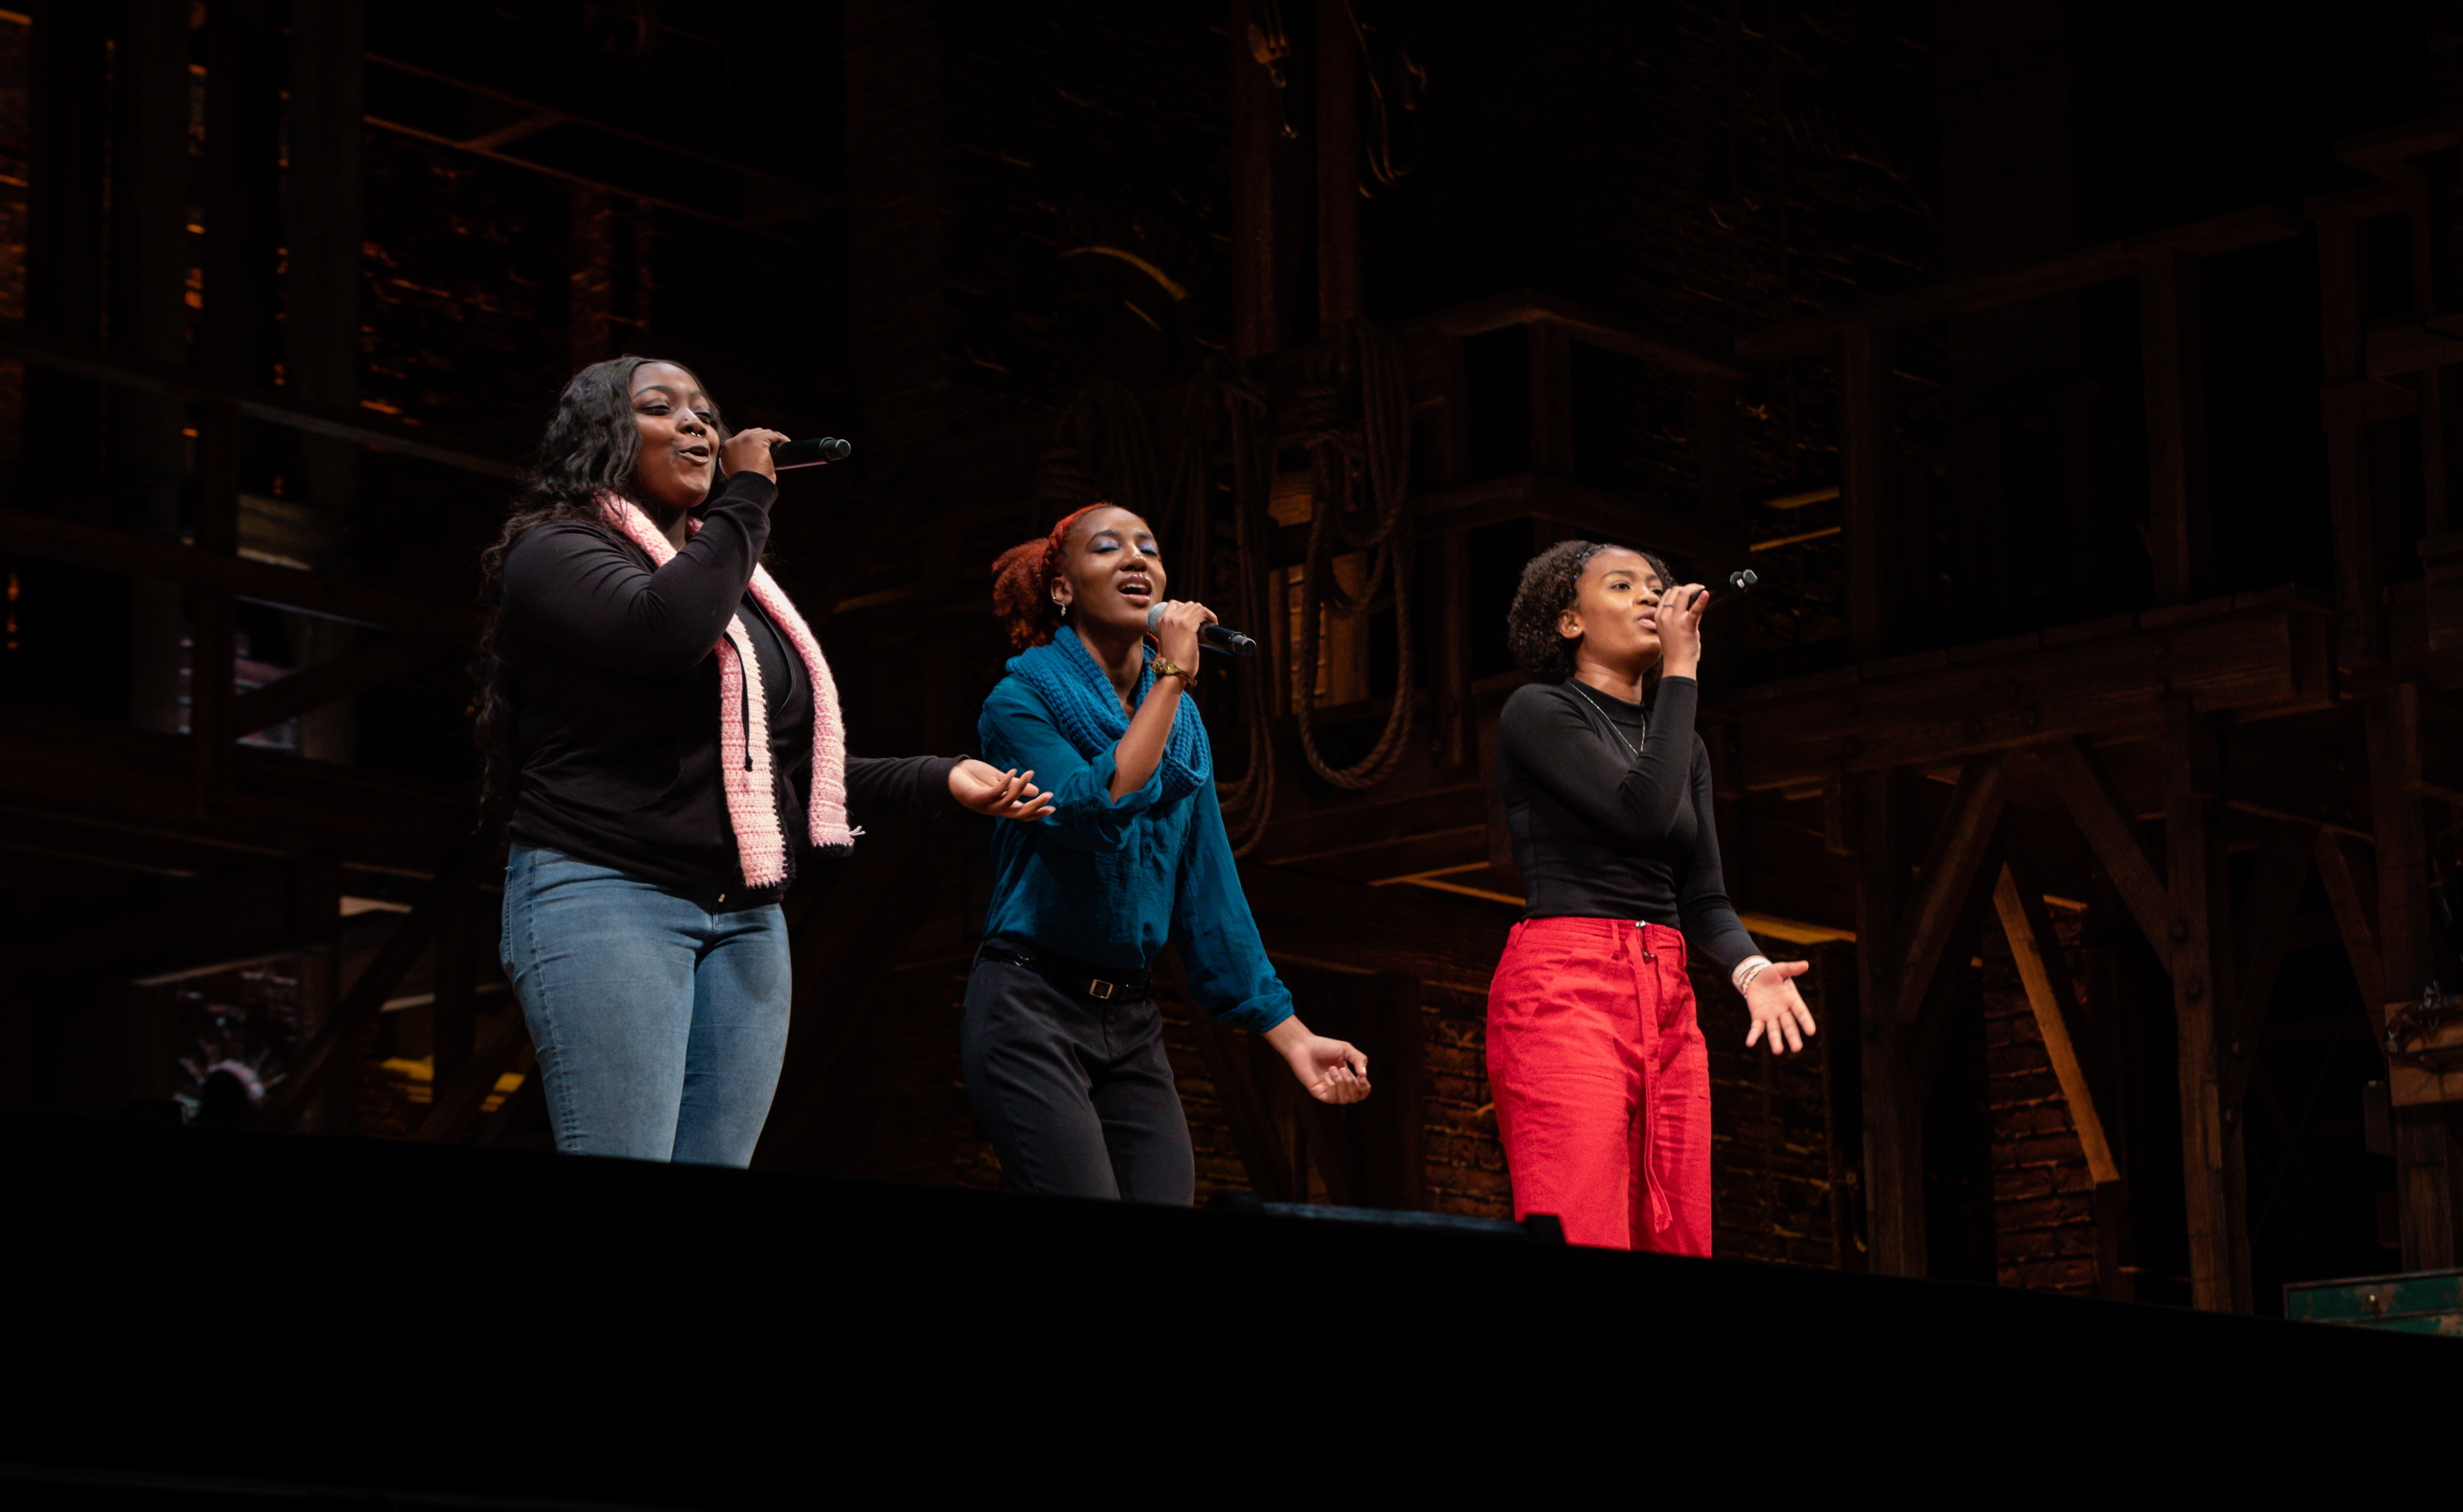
1494, 675, 1760, 975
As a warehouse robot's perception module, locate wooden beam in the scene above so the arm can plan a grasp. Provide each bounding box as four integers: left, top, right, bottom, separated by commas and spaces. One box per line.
1528, 323, 1575, 475
1724, 599, 2336, 791
0, 325, 520, 478
2216, 721, 2371, 839
360, 63, 824, 235
2337, 114, 2463, 181
413, 1008, 529, 1144
2035, 739, 2175, 975
2227, 821, 2318, 1101
1401, 287, 1747, 378
1841, 324, 1893, 660
229, 635, 448, 738
2364, 689, 2460, 1261
1408, 471, 1749, 573
2140, 250, 2210, 606
201, 0, 284, 391
1993, 864, 2121, 1187
2390, 110, 2463, 437
0, 708, 477, 874
2162, 700, 2251, 1312
0, 507, 473, 643
2318, 208, 2387, 668
1820, 761, 1853, 856
1894, 754, 2010, 1024
2315, 831, 2387, 1035
190, 399, 243, 809
263, 833, 488, 1131
0, 806, 286, 879
1737, 202, 2299, 360
1226, 0, 1286, 359
52, 853, 345, 986
1314, 0, 1361, 330
1852, 770, 1924, 1277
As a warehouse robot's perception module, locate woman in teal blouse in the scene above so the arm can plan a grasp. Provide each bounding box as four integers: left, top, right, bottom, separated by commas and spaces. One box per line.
966, 501, 1370, 1202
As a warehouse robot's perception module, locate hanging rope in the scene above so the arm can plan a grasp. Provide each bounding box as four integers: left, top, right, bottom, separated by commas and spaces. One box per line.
1170, 357, 1278, 855
1033, 377, 1160, 520
1345, 1, 1425, 193
1291, 320, 1415, 791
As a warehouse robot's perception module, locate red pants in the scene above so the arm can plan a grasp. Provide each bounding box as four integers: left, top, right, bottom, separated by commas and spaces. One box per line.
1486, 917, 1712, 1254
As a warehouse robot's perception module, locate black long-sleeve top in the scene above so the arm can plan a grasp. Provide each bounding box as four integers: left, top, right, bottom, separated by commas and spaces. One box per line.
498, 470, 958, 908
1494, 675, 1761, 975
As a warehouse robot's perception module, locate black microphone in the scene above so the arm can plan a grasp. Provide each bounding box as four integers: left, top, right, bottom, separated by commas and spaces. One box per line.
1692, 568, 1758, 613
1147, 603, 1260, 657
770, 436, 852, 470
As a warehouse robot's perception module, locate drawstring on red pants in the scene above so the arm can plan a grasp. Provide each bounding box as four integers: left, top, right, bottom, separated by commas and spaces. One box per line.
1625, 922, 1673, 1237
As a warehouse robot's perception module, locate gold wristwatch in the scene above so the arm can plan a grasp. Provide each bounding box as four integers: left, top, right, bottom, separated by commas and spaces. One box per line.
1152, 655, 1196, 685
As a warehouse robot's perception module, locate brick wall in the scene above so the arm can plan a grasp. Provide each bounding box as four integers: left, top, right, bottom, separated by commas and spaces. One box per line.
1421, 984, 1514, 1219
840, 932, 1853, 1266
1704, 944, 1856, 1264
1979, 908, 2100, 1293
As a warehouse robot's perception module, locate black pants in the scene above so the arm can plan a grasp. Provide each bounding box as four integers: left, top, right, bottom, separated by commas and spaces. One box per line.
959, 942, 1195, 1204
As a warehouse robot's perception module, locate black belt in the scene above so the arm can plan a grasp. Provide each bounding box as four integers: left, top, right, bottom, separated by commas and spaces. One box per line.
978, 939, 1152, 1002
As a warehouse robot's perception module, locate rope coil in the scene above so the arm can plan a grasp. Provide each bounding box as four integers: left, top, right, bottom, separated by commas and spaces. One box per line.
1171, 359, 1279, 854
1292, 320, 1416, 791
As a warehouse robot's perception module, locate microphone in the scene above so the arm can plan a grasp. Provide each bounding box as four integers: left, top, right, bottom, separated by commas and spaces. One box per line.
1147, 603, 1260, 657
770, 436, 852, 470
1692, 568, 1759, 614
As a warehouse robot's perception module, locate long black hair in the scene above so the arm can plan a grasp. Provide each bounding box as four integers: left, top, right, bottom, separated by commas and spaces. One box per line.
472, 355, 727, 823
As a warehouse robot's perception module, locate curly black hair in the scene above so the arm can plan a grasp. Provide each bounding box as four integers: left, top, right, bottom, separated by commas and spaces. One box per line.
471, 355, 728, 823
1505, 539, 1675, 683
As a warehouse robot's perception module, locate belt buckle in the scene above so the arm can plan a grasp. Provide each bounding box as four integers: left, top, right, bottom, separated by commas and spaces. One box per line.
1087, 978, 1118, 1001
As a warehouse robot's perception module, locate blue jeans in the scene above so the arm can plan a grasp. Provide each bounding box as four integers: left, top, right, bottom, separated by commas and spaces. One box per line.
499, 846, 793, 1166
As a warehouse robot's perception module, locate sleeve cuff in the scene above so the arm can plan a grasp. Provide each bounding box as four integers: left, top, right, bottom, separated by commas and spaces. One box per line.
923, 754, 964, 806
1219, 992, 1295, 1035
709, 469, 779, 511
1084, 749, 1166, 817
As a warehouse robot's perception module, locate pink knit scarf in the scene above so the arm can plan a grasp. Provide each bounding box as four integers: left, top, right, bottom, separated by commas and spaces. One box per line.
597, 491, 856, 886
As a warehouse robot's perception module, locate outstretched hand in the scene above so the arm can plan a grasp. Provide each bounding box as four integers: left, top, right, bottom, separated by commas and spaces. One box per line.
1264, 1018, 1371, 1104
948, 760, 1056, 823
1742, 959, 1818, 1054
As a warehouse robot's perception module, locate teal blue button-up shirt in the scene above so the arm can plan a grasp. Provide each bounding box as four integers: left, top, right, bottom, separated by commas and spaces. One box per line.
976, 677, 1295, 1035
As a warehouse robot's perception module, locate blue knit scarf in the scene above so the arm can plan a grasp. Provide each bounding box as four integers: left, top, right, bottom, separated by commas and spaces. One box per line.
1007, 626, 1211, 802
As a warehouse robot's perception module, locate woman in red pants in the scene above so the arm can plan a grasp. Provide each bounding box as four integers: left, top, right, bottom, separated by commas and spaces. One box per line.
1490, 541, 1818, 1252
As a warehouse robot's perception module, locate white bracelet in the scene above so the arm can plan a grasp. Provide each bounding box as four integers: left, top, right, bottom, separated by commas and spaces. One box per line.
1732, 955, 1774, 993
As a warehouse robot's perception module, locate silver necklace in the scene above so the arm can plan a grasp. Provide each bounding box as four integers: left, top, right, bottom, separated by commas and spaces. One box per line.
1569, 679, 1645, 762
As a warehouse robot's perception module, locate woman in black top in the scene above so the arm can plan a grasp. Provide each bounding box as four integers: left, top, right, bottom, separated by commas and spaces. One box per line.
475, 356, 1052, 1164
1488, 540, 1817, 1251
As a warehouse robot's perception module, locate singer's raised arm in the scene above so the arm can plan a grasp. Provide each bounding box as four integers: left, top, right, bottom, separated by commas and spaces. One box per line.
498, 469, 774, 678
978, 679, 1164, 851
